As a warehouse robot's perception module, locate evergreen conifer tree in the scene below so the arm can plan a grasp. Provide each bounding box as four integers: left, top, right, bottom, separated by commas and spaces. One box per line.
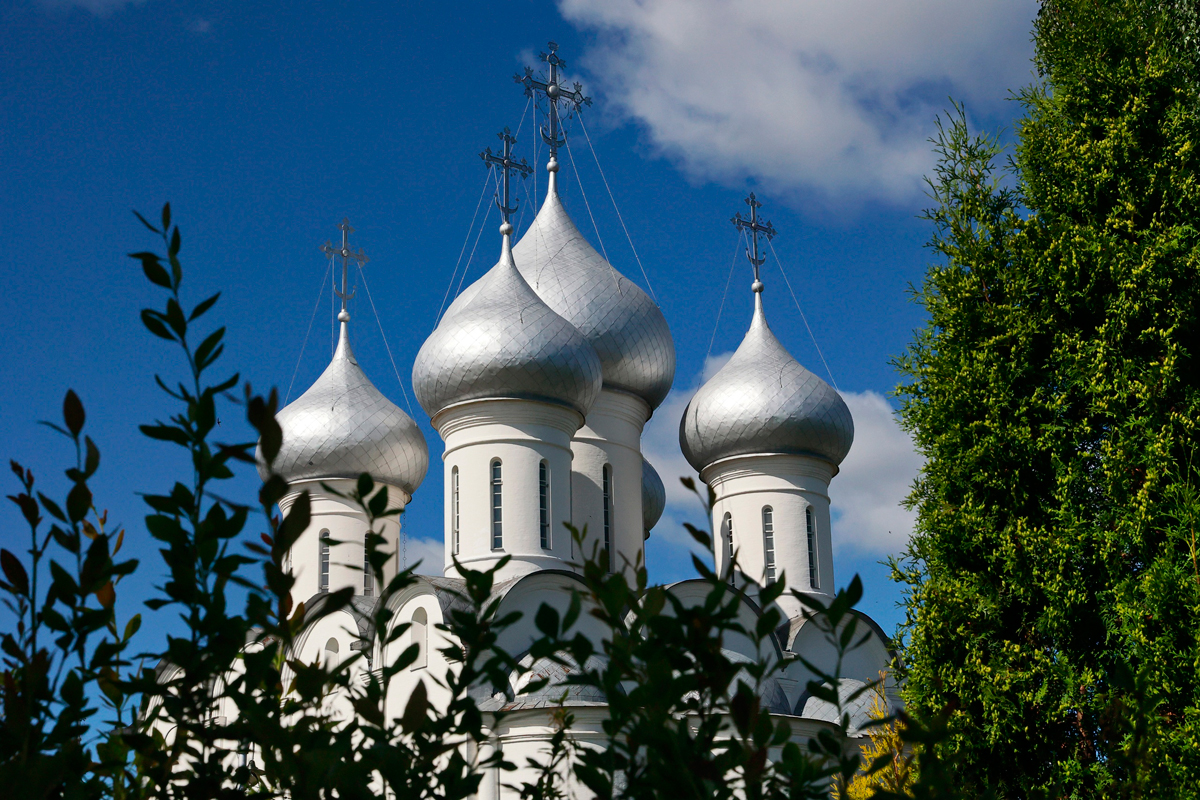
896, 1, 1200, 794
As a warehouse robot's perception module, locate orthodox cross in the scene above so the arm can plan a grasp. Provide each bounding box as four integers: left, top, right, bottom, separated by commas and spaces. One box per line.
515, 41, 592, 161
321, 218, 368, 317
481, 128, 533, 226
731, 193, 777, 285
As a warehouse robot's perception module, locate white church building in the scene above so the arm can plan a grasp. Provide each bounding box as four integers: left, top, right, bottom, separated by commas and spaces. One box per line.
166, 43, 899, 796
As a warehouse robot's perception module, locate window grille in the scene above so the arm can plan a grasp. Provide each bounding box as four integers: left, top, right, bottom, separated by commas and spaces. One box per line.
491, 461, 503, 550
539, 461, 551, 549
806, 507, 819, 590
762, 506, 776, 583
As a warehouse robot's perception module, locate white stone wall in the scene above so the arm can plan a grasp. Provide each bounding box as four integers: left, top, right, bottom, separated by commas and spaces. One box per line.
434, 399, 582, 580
570, 389, 650, 577
703, 454, 836, 615
278, 478, 407, 600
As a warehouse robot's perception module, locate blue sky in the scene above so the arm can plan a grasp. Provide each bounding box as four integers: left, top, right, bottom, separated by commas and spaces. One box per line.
0, 0, 1037, 646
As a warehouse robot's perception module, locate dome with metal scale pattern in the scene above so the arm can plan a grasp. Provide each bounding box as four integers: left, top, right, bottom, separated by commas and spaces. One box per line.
680, 292, 853, 472
444, 167, 675, 411
642, 456, 665, 537
258, 322, 429, 497
413, 232, 603, 419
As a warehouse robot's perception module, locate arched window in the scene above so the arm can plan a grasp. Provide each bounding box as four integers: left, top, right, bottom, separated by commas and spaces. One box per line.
602, 465, 613, 572
720, 512, 734, 583
324, 637, 339, 667
363, 538, 374, 597
762, 506, 776, 583
318, 530, 330, 593
491, 460, 503, 550
451, 466, 460, 556
539, 461, 551, 549
411, 608, 428, 670
806, 507, 819, 590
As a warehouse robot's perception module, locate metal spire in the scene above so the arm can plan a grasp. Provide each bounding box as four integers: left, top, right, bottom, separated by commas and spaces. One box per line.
515, 42, 592, 163
731, 193, 777, 291
480, 127, 533, 228
321, 218, 368, 321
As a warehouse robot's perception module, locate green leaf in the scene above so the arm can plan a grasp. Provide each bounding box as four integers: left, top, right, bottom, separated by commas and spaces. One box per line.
141, 309, 175, 341
161, 202, 171, 233
401, 678, 428, 732
189, 292, 220, 321
535, 603, 560, 637
37, 492, 66, 523
563, 589, 581, 631
132, 253, 171, 288
367, 485, 388, 518
0, 550, 29, 595
164, 298, 187, 339
63, 390, 85, 436
132, 209, 161, 235
139, 424, 191, 447
83, 437, 100, 477
193, 327, 225, 372
123, 613, 142, 642
66, 481, 91, 524
683, 522, 711, 549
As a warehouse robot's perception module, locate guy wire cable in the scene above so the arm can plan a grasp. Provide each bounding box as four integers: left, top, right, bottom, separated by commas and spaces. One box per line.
707, 231, 746, 361
767, 237, 839, 391
579, 114, 659, 304
359, 263, 415, 415
285, 256, 334, 404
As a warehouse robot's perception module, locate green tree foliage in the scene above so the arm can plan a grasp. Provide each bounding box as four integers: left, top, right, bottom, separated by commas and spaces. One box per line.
895, 0, 1200, 795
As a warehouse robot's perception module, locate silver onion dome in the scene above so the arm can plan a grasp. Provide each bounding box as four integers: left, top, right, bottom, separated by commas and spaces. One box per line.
680, 293, 853, 472
259, 323, 429, 497
446, 168, 675, 410
642, 456, 665, 538
413, 233, 603, 419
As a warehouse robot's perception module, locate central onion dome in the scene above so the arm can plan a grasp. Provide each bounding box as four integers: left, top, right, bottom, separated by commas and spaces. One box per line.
413, 230, 603, 419
260, 322, 429, 498
445, 165, 675, 410
680, 292, 853, 472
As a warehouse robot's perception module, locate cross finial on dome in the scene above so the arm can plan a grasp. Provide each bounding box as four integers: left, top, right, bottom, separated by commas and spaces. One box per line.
481, 128, 533, 229
731, 193, 777, 292
321, 218, 368, 321
515, 42, 592, 164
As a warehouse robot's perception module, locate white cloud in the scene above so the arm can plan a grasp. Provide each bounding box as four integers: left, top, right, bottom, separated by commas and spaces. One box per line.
39, 0, 147, 16
642, 359, 921, 562
560, 0, 1037, 202
400, 534, 445, 577
832, 390, 922, 555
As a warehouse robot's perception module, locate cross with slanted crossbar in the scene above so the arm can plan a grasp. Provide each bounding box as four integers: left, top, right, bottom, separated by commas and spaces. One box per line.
321, 218, 368, 317
481, 128, 533, 227
515, 42, 592, 161
731, 193, 777, 285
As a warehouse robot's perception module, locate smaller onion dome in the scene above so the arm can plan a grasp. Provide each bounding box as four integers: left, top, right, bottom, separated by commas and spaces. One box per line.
260, 322, 429, 497
680, 292, 853, 472
413, 231, 603, 419
642, 456, 665, 539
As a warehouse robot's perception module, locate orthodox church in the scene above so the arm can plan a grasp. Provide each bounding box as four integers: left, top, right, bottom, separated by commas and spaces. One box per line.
172, 43, 898, 795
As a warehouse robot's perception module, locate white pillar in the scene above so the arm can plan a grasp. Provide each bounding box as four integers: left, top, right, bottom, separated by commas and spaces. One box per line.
278, 478, 407, 601
702, 454, 835, 617
569, 389, 650, 578
434, 399, 581, 581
